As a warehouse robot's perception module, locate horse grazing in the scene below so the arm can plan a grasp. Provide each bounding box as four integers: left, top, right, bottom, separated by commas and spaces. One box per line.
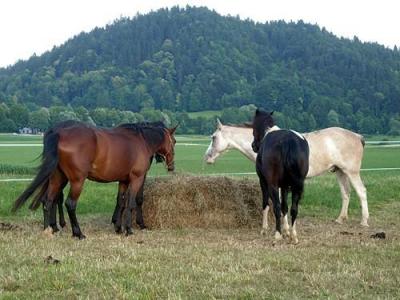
12, 121, 177, 238
252, 109, 309, 244
28, 120, 166, 234
204, 119, 369, 229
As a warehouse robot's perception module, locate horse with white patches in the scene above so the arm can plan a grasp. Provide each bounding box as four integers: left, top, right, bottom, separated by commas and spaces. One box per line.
252, 109, 309, 244
204, 117, 369, 232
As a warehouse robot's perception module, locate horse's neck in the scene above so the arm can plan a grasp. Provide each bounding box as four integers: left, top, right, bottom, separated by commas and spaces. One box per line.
224, 128, 257, 162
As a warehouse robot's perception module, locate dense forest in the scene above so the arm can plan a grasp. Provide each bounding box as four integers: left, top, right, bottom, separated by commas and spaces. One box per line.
1, 6, 400, 134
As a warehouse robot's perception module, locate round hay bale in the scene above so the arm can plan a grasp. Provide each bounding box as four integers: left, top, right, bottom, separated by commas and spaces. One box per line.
142, 175, 264, 229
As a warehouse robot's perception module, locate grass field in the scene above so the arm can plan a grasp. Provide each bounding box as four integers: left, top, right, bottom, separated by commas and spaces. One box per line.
0, 134, 399, 298
187, 110, 222, 119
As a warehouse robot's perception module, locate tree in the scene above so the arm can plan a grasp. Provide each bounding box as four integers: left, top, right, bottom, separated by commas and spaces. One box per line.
9, 103, 29, 129
29, 108, 49, 132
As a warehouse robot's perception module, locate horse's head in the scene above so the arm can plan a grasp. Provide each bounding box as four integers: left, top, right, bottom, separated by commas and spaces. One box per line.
204, 119, 230, 164
159, 125, 178, 172
251, 109, 274, 153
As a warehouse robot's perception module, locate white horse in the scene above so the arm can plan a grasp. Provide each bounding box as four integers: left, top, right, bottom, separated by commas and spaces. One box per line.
204, 119, 369, 232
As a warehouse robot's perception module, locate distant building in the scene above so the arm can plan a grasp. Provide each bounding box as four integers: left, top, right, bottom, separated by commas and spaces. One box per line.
19, 127, 33, 134
18, 127, 42, 135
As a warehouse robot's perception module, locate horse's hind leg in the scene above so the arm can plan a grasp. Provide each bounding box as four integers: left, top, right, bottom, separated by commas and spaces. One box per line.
57, 190, 66, 228
65, 179, 86, 239
335, 170, 351, 224
45, 170, 67, 233
347, 172, 369, 226
290, 184, 304, 245
281, 188, 290, 238
269, 185, 282, 241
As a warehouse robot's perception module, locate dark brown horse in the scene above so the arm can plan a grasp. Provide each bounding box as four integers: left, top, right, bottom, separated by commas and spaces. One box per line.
27, 121, 165, 234
12, 121, 177, 238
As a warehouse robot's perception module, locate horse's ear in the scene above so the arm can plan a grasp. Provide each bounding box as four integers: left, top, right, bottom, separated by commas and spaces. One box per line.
255, 108, 260, 115
270, 111, 274, 115
216, 118, 223, 129
169, 123, 179, 135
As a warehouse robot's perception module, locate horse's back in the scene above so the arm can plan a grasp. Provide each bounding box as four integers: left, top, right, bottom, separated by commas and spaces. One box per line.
304, 127, 364, 176
57, 126, 98, 173
258, 130, 309, 186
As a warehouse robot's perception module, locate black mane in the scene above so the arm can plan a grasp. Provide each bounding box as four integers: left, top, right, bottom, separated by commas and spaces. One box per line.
118, 122, 167, 161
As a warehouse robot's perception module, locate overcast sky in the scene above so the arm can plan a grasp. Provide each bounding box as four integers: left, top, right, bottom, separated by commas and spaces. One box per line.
0, 0, 399, 68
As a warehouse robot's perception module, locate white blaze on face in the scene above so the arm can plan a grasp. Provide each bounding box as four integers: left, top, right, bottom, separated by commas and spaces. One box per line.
204, 129, 229, 164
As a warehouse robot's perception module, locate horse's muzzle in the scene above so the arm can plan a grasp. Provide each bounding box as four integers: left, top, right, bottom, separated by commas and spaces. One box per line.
167, 162, 175, 172
204, 154, 215, 164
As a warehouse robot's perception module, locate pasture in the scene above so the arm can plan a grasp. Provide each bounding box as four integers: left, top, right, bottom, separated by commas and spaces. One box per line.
0, 133, 399, 298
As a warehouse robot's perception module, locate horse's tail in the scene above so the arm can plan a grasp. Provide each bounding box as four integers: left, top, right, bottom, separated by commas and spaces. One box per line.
12, 131, 60, 212
283, 137, 308, 188
360, 135, 365, 148
29, 179, 49, 210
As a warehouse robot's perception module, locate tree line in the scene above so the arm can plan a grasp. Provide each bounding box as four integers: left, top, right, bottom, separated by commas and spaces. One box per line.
0, 102, 262, 134
1, 6, 400, 134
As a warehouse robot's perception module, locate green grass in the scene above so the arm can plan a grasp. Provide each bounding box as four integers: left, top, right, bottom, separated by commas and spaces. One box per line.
187, 110, 222, 119
0, 134, 42, 143
1, 134, 400, 298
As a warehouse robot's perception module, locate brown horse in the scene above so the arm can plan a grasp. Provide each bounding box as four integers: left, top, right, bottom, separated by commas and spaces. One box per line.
12, 121, 177, 238
27, 121, 166, 234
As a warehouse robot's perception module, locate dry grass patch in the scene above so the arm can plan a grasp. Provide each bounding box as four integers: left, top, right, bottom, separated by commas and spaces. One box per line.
142, 175, 263, 229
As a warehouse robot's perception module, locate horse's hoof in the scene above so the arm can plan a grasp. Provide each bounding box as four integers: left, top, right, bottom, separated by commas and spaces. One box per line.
114, 225, 123, 234
260, 228, 268, 235
335, 218, 346, 224
291, 237, 299, 245
59, 221, 67, 228
51, 226, 60, 234
125, 228, 133, 236
282, 229, 290, 239
274, 231, 283, 241
43, 227, 54, 238
360, 221, 369, 227
72, 233, 86, 240
139, 225, 147, 230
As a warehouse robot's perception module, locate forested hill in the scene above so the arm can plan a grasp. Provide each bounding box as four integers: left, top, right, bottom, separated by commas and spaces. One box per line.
1, 6, 400, 134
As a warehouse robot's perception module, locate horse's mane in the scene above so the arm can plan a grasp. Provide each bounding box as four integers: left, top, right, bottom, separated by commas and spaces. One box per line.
118, 121, 167, 151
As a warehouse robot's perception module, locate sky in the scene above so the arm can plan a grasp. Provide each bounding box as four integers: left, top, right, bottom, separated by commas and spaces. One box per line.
0, 0, 399, 68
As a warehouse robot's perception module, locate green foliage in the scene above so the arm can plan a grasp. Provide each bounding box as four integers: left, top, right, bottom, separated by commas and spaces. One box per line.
0, 7, 400, 134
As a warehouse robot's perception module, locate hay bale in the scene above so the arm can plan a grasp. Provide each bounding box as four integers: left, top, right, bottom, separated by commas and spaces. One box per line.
142, 175, 264, 229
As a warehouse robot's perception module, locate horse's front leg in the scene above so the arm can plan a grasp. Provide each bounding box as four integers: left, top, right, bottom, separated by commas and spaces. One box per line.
112, 182, 127, 234
135, 178, 147, 230
124, 175, 146, 236
257, 169, 270, 235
